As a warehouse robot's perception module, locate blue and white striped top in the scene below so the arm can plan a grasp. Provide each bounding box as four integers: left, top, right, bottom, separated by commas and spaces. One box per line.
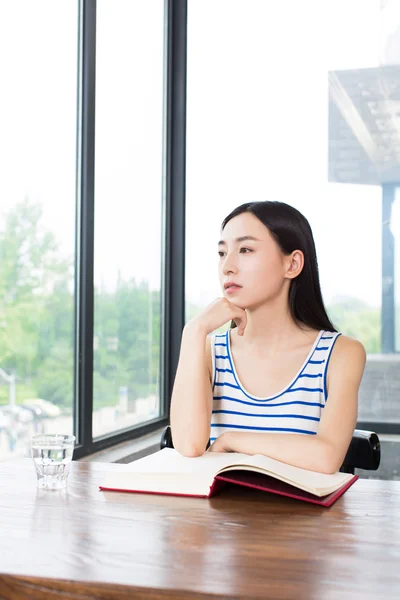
210, 329, 341, 443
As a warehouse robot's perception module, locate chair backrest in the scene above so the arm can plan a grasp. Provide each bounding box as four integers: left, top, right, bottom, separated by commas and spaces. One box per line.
339, 429, 381, 474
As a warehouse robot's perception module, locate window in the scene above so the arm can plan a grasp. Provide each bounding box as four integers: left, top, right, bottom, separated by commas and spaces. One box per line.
186, 0, 400, 429
0, 0, 167, 461
0, 1, 78, 460
93, 0, 164, 438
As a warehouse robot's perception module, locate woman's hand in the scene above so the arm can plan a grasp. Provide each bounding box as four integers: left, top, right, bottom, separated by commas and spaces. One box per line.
189, 298, 247, 337
208, 432, 232, 453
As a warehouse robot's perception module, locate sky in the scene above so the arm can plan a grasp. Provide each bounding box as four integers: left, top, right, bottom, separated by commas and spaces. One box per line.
0, 0, 399, 314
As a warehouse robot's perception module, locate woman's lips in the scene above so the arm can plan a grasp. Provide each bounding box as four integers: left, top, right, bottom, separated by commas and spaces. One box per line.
225, 285, 242, 293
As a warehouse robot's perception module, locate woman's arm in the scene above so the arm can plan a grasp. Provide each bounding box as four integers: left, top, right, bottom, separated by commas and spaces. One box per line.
169, 323, 213, 457
170, 298, 248, 457
209, 336, 366, 474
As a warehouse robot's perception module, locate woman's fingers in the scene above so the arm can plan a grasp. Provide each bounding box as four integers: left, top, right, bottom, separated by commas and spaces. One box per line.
234, 310, 247, 336
188, 297, 247, 336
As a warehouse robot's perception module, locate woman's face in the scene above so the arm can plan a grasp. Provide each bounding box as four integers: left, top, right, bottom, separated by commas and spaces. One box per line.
218, 212, 293, 310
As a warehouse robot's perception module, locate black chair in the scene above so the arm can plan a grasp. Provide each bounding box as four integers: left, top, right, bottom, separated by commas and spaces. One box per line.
160, 425, 381, 475
340, 429, 381, 474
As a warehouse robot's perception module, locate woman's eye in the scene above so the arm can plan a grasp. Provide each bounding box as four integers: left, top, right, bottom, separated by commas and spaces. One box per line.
240, 247, 252, 253
218, 251, 225, 258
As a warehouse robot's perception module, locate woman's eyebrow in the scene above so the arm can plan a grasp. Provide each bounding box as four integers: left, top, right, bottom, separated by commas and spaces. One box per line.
218, 235, 261, 247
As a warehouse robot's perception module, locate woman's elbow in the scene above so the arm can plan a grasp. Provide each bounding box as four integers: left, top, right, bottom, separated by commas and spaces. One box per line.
318, 462, 339, 475
170, 426, 209, 457
318, 443, 344, 474
174, 441, 205, 458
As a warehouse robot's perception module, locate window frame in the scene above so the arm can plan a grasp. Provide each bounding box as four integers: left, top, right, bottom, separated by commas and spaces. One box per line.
73, 0, 187, 459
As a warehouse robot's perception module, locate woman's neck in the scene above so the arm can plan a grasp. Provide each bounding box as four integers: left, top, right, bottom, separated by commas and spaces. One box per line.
238, 298, 317, 353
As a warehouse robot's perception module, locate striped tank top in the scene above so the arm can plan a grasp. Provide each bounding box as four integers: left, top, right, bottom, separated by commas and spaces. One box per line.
210, 329, 341, 443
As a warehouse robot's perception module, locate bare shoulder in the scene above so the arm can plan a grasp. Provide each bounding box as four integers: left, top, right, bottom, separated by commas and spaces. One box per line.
328, 335, 366, 382
332, 334, 366, 362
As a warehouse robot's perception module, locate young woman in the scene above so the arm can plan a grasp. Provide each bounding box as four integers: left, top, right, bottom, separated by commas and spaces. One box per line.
170, 201, 366, 473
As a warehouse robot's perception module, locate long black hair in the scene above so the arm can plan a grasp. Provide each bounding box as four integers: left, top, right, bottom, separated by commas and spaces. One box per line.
221, 201, 336, 332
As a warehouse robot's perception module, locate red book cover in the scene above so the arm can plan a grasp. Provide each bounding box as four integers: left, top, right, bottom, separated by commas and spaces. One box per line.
100, 471, 358, 507
211, 470, 358, 507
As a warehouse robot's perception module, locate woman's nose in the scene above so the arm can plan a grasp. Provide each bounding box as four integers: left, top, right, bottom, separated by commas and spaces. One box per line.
222, 253, 238, 275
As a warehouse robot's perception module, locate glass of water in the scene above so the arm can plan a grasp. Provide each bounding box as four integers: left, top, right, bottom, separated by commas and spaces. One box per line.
31, 434, 75, 490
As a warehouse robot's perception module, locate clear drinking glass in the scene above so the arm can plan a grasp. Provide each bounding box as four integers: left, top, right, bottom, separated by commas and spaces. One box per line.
31, 434, 75, 490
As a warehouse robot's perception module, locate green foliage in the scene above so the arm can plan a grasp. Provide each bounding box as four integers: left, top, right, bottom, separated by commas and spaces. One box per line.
0, 383, 37, 406
93, 280, 160, 408
0, 198, 73, 381
35, 341, 74, 409
327, 298, 381, 353
0, 198, 394, 415
0, 199, 161, 411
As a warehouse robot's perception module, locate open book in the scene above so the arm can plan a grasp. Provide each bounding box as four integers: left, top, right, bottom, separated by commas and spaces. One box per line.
99, 448, 358, 507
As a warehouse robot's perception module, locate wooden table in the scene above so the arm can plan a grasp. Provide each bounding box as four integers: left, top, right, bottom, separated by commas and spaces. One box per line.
0, 460, 399, 600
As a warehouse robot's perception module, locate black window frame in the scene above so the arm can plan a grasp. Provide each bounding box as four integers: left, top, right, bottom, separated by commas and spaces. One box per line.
73, 0, 187, 459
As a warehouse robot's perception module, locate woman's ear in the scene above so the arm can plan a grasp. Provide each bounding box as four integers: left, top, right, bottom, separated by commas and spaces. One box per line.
285, 250, 304, 280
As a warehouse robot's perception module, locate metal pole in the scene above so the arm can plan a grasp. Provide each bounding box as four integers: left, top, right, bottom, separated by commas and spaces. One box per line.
9, 373, 16, 407
0, 368, 16, 406
74, 0, 97, 451
160, 0, 187, 417
381, 183, 396, 353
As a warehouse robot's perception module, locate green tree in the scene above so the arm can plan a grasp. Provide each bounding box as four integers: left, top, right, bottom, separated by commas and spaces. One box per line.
0, 199, 74, 404
36, 341, 74, 409
93, 279, 161, 408
327, 297, 380, 353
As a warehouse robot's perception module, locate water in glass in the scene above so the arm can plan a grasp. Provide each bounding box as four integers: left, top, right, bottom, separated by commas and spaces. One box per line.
31, 435, 75, 489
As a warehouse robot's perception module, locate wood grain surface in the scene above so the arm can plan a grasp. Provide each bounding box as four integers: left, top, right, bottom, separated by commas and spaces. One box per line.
0, 459, 399, 599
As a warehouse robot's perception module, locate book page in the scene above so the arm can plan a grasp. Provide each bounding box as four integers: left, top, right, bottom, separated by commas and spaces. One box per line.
101, 471, 211, 497
125, 448, 254, 475
101, 448, 255, 496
